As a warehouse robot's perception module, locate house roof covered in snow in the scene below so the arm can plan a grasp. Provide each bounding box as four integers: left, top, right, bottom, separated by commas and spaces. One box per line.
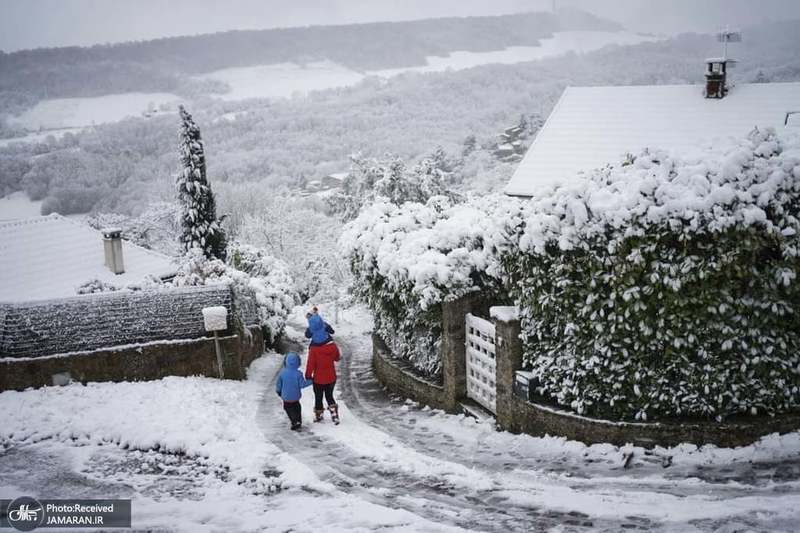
0, 214, 176, 302
505, 82, 800, 197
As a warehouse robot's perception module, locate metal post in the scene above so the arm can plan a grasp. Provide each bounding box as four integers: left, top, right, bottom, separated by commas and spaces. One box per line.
213, 331, 225, 378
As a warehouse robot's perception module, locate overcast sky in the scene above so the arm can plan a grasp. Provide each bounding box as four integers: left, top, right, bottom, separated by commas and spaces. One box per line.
1, 0, 798, 52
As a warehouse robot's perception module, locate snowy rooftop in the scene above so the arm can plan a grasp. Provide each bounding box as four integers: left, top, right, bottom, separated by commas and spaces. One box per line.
505, 82, 800, 196
0, 214, 177, 302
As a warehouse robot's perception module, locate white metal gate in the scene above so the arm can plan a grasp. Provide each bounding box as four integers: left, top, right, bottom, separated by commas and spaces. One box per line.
465, 313, 496, 414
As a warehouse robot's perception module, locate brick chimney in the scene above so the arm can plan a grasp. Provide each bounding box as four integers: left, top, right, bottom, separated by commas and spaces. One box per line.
102, 228, 125, 275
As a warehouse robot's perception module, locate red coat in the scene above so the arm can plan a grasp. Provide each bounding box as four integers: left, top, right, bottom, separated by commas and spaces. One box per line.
305, 341, 340, 385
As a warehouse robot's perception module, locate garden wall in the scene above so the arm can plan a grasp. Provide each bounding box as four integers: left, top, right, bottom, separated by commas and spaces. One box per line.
0, 325, 264, 392
0, 285, 258, 359
372, 295, 800, 448
499, 392, 800, 448
372, 333, 452, 412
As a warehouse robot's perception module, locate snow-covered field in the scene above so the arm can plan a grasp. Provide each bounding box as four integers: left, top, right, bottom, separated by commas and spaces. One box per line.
2, 304, 798, 532
198, 30, 660, 101
0, 191, 42, 219
373, 30, 660, 77
7, 92, 180, 131
199, 60, 365, 101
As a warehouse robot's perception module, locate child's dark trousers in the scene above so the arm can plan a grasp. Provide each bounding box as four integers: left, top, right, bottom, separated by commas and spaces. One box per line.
283, 401, 302, 427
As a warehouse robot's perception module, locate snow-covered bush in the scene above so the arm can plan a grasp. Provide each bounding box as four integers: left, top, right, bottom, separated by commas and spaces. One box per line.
172, 246, 297, 344
75, 278, 121, 295
507, 128, 800, 421
228, 242, 299, 334
329, 151, 461, 221
341, 194, 524, 376
343, 129, 800, 418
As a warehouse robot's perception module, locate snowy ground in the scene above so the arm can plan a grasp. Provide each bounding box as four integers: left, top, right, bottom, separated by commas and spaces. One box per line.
0, 191, 42, 220
198, 60, 366, 101
2, 305, 799, 532
6, 92, 180, 131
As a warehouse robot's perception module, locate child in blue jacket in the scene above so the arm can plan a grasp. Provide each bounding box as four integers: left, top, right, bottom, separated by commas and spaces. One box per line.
276, 352, 312, 430
305, 312, 335, 347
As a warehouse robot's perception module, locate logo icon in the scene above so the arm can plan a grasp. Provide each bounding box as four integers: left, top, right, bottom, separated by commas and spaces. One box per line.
6, 497, 44, 532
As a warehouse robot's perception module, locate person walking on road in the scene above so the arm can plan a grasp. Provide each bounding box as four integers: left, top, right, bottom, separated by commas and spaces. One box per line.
276, 352, 312, 430
305, 312, 341, 424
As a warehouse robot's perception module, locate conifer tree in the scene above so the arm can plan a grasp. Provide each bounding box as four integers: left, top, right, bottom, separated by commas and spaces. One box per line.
176, 105, 227, 260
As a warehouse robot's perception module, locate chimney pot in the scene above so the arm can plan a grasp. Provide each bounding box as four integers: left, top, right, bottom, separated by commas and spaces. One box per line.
102, 227, 125, 275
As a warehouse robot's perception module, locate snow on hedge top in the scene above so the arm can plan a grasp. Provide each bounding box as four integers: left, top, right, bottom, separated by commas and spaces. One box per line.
506, 82, 800, 196
340, 195, 526, 309
342, 129, 800, 312
519, 128, 800, 254
0, 214, 177, 302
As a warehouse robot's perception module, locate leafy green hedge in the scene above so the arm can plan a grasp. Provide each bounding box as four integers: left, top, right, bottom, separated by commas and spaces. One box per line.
343, 129, 800, 420
506, 129, 800, 420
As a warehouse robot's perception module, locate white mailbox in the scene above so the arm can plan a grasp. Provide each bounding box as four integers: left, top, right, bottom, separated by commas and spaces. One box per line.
202, 306, 228, 378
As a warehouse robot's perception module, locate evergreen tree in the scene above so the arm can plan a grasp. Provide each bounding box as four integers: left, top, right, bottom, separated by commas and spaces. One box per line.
176, 105, 227, 260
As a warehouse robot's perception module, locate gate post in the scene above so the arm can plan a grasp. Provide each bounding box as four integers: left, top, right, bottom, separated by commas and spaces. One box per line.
492, 307, 523, 431
441, 293, 482, 411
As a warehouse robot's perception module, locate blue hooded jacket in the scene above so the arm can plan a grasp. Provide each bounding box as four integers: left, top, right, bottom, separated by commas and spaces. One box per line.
305, 314, 334, 346
275, 352, 312, 402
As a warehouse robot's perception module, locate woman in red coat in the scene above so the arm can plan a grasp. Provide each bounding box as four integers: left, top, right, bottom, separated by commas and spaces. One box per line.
305, 313, 341, 423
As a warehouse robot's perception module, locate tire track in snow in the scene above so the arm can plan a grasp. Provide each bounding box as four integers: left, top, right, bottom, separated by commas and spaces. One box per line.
262, 313, 800, 531
329, 324, 800, 531
256, 344, 655, 532
337, 331, 800, 495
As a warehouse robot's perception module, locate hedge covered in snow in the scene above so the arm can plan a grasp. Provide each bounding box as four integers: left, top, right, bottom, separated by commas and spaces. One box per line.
173, 245, 298, 344
508, 128, 800, 421
340, 195, 524, 376
343, 128, 800, 420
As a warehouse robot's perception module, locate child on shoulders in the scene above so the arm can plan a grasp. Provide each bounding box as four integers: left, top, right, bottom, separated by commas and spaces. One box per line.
305, 306, 335, 346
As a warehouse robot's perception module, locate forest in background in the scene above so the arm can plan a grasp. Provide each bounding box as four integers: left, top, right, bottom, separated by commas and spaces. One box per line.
0, 9, 617, 116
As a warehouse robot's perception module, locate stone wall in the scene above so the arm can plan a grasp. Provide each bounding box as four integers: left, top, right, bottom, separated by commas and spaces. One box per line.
373, 295, 800, 448
372, 334, 451, 411
372, 293, 494, 414
0, 284, 258, 359
491, 313, 800, 448
499, 392, 800, 448
0, 325, 264, 392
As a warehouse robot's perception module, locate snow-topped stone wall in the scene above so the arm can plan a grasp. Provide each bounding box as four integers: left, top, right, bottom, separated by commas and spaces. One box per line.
0, 284, 259, 359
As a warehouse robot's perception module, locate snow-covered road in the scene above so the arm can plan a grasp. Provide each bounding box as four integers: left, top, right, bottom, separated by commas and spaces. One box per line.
1, 305, 800, 532
263, 308, 800, 532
